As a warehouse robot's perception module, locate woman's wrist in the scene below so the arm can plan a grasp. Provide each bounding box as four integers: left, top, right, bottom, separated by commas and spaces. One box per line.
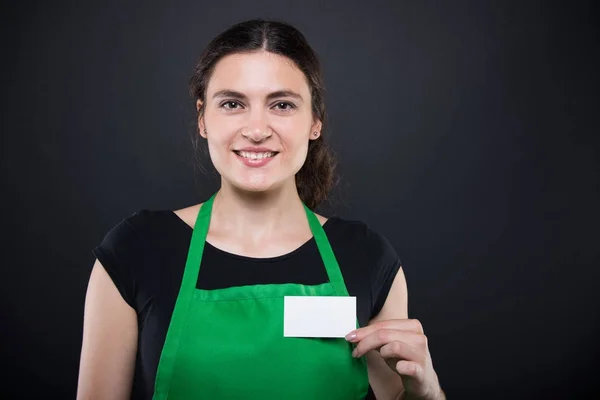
403, 387, 445, 400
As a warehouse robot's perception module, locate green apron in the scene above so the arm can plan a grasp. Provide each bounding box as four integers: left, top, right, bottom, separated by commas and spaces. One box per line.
152, 193, 369, 399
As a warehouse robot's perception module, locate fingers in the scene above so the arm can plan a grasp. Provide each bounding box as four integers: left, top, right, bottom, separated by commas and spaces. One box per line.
394, 359, 423, 379
351, 329, 424, 359
346, 319, 424, 343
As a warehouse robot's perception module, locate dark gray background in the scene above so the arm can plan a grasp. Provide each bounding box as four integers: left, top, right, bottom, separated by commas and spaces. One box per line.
2, 0, 599, 398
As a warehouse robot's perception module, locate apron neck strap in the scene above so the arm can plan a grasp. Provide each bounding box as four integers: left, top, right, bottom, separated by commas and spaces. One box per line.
303, 204, 349, 296
180, 193, 215, 293
190, 193, 349, 296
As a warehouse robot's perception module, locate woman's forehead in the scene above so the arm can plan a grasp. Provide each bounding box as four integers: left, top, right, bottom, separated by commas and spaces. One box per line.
207, 51, 310, 98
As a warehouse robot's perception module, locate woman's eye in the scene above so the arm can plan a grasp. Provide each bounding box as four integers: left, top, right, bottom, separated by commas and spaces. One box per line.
222, 101, 241, 109
273, 102, 295, 111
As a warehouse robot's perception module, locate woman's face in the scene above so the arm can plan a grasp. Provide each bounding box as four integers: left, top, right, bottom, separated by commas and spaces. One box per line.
198, 51, 321, 193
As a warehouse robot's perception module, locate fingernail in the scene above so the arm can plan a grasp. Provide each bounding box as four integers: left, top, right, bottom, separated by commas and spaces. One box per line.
345, 332, 357, 341
352, 348, 358, 357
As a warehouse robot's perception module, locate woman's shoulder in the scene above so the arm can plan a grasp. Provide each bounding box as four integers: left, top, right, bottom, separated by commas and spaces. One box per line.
324, 215, 382, 241
325, 215, 403, 320
100, 205, 193, 243
325, 216, 400, 263
120, 209, 174, 229
172, 203, 202, 230
92, 207, 192, 311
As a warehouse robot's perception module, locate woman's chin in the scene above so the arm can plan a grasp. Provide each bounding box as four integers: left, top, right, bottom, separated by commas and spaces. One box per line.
231, 177, 277, 194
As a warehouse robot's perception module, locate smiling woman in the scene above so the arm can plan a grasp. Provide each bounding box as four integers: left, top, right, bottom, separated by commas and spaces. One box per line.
77, 19, 445, 400
197, 50, 320, 194
188, 24, 333, 208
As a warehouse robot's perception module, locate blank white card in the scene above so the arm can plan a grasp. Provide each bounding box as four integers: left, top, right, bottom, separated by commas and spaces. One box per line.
283, 296, 356, 338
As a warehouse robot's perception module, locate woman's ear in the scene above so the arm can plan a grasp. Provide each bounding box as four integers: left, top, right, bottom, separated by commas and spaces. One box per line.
197, 100, 207, 138
199, 118, 207, 138
309, 119, 323, 140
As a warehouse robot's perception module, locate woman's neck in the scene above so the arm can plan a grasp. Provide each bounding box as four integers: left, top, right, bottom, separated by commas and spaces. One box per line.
210, 180, 308, 243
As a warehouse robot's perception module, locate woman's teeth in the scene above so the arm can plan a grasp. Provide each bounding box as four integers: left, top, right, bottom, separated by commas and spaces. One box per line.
237, 151, 276, 160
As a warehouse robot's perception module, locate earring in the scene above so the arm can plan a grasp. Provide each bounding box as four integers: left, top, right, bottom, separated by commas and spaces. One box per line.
313, 131, 319, 137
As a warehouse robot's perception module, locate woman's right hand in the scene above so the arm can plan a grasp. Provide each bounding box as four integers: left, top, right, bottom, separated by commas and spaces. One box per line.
77, 260, 138, 400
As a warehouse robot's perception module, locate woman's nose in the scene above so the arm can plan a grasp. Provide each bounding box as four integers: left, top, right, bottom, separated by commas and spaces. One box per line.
242, 110, 272, 142
242, 127, 272, 142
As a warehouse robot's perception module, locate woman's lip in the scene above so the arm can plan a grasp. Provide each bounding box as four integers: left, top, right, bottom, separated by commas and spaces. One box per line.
235, 147, 278, 152
233, 151, 278, 168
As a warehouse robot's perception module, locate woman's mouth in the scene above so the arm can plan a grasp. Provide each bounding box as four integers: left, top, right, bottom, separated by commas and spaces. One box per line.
233, 150, 279, 167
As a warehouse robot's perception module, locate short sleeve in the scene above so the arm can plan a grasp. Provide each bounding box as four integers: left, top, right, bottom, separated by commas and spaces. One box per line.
92, 216, 140, 309
365, 228, 403, 319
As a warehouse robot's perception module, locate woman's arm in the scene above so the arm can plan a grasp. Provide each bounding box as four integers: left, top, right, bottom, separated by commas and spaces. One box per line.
365, 268, 409, 399
359, 268, 445, 400
77, 260, 138, 400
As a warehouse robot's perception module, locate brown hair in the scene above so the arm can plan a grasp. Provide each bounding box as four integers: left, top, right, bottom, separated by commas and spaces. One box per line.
189, 19, 336, 209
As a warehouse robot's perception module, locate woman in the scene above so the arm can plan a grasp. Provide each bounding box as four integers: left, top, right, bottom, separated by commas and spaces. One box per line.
77, 19, 445, 400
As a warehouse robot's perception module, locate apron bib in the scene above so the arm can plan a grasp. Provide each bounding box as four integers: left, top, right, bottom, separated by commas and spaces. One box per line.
153, 193, 369, 399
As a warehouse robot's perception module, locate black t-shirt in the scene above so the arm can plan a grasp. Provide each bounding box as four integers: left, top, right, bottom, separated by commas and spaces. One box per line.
92, 209, 402, 399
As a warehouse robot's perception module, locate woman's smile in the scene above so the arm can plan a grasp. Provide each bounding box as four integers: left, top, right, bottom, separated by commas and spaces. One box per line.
233, 149, 279, 167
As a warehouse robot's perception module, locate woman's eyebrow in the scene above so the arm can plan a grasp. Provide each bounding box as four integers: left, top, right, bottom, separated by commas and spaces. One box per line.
212, 90, 246, 100
212, 89, 304, 102
266, 90, 303, 102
